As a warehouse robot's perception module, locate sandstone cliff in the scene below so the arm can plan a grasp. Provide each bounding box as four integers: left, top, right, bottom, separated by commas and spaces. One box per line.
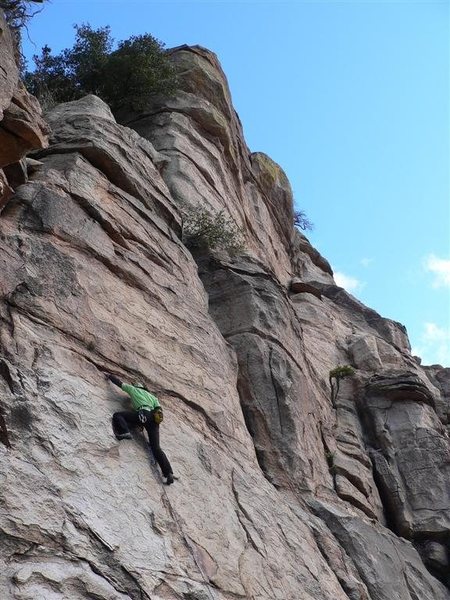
0, 23, 449, 600
0, 10, 48, 207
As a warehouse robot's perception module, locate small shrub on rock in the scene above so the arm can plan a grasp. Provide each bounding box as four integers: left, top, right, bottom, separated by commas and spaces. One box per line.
293, 209, 314, 232
182, 204, 244, 256
329, 365, 355, 380
325, 451, 336, 472
329, 364, 355, 406
1, 0, 45, 67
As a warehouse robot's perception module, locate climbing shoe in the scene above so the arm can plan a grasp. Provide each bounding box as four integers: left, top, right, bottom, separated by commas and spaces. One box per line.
116, 432, 132, 440
165, 474, 174, 485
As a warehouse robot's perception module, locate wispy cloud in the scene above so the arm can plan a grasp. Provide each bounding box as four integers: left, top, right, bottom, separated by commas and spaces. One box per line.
424, 254, 450, 288
411, 321, 450, 366
360, 257, 373, 268
423, 322, 448, 342
334, 271, 364, 293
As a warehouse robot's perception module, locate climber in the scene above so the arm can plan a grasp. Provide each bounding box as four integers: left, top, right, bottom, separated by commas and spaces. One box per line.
105, 373, 175, 485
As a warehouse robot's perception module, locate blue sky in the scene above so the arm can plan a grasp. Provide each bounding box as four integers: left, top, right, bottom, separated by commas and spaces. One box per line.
22, 0, 450, 366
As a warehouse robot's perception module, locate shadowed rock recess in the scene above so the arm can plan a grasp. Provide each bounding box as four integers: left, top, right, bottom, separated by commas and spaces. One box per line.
0, 32, 449, 599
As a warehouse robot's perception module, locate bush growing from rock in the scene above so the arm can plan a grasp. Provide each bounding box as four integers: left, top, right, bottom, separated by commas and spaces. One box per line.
325, 450, 336, 472
293, 209, 314, 231
329, 364, 355, 406
24, 23, 178, 112
182, 204, 244, 256
1, 0, 43, 28
1, 0, 45, 67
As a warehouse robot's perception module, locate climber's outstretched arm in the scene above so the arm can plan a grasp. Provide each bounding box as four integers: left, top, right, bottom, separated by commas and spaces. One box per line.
106, 373, 124, 388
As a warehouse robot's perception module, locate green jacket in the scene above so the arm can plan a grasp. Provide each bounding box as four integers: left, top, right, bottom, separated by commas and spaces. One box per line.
121, 384, 161, 411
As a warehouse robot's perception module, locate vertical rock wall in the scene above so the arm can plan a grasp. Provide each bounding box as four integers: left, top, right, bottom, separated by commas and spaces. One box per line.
0, 10, 48, 207
0, 29, 449, 600
126, 45, 450, 594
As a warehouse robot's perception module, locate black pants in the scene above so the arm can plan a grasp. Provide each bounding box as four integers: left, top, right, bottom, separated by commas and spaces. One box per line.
112, 410, 173, 478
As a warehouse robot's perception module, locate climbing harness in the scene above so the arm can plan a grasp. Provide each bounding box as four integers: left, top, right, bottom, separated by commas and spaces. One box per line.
138, 407, 163, 425
138, 409, 148, 424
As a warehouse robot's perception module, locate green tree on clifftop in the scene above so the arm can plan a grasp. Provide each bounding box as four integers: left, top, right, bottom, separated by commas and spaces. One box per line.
24, 23, 178, 112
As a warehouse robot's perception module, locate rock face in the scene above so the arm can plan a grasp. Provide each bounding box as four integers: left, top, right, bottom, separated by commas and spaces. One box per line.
0, 10, 49, 206
0, 36, 449, 600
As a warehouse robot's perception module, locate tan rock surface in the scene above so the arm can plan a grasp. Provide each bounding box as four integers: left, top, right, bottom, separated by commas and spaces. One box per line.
0, 96, 354, 600
0, 42, 449, 600
0, 9, 48, 203
0, 10, 18, 121
0, 82, 49, 167
124, 45, 302, 286
364, 372, 450, 538
0, 168, 14, 208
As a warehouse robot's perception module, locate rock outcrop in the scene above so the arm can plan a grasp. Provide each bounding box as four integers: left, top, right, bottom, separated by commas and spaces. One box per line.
0, 29, 449, 600
0, 10, 49, 206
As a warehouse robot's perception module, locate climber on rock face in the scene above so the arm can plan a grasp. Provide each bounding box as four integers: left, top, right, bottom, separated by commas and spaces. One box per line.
105, 373, 175, 485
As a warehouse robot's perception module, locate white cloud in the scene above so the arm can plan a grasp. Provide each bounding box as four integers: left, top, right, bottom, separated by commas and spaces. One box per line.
424, 254, 450, 288
412, 321, 450, 366
334, 271, 364, 293
423, 322, 448, 342
360, 258, 373, 268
